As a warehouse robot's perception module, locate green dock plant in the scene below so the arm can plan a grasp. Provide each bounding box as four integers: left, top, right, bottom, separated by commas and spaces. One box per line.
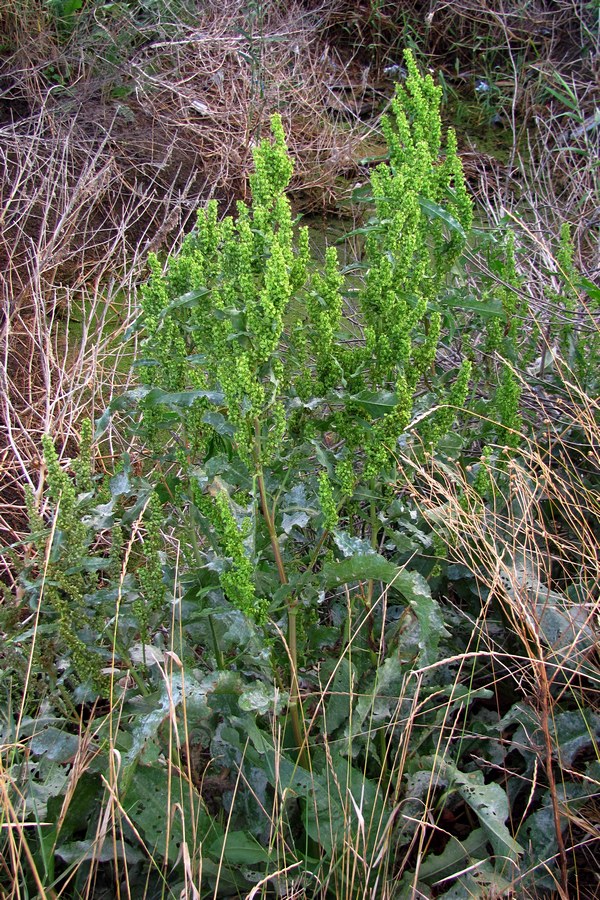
7, 47, 600, 899
16, 421, 168, 696
131, 49, 476, 759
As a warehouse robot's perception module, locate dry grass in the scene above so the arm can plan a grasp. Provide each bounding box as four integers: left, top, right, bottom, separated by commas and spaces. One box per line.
399, 368, 600, 897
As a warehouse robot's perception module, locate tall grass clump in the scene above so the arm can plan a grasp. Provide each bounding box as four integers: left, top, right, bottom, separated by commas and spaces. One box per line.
3, 47, 599, 899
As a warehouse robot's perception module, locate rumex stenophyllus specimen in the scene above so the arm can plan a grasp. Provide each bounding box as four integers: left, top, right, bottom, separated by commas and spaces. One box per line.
134, 50, 475, 757
137, 51, 474, 500
19, 422, 167, 694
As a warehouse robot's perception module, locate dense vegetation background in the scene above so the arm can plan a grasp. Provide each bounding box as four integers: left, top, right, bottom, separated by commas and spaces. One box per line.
1, 2, 599, 898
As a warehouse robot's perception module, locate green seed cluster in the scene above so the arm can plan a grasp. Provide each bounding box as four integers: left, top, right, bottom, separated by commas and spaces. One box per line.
41, 432, 103, 688
72, 418, 94, 494
431, 531, 448, 578
473, 446, 494, 499
24, 485, 46, 554
136, 52, 476, 488
423, 359, 473, 450
306, 247, 344, 393
135, 492, 166, 640
333, 48, 472, 472
137, 113, 304, 466
364, 374, 414, 477
250, 114, 294, 208
211, 490, 267, 624
554, 224, 599, 386
335, 457, 356, 498
318, 471, 338, 532
493, 365, 522, 450
130, 55, 487, 635
485, 232, 527, 360
42, 434, 88, 570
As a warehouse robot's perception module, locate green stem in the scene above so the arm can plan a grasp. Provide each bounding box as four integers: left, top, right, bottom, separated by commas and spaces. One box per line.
364, 487, 379, 664
190, 495, 225, 670
366, 484, 388, 780
209, 614, 225, 670
254, 420, 309, 768
257, 466, 287, 587
287, 604, 309, 769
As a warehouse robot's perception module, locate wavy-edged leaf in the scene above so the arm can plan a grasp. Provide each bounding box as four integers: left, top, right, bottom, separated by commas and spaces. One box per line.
143, 387, 224, 409
30, 727, 81, 764
126, 764, 216, 864
158, 286, 210, 320
282, 509, 310, 533
401, 572, 447, 665
419, 197, 466, 238
552, 709, 600, 767
202, 410, 235, 436
333, 530, 375, 558
443, 761, 524, 862
322, 553, 398, 588
351, 389, 398, 417
419, 827, 489, 884
206, 831, 271, 865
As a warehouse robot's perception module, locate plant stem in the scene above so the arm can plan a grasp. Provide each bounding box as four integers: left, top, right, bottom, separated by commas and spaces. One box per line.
253, 420, 309, 768
364, 486, 388, 776
286, 602, 309, 768
364, 487, 380, 663
257, 464, 287, 587
208, 614, 225, 670
190, 502, 225, 670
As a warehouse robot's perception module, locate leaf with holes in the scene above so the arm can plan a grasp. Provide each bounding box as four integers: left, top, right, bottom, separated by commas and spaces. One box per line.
443, 761, 524, 862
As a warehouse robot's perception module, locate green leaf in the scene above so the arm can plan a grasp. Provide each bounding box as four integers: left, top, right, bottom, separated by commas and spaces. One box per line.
333, 530, 375, 557
23, 763, 70, 820
94, 406, 111, 438
202, 410, 235, 436
351, 182, 376, 200
81, 500, 115, 529
56, 840, 144, 865
30, 727, 81, 764
322, 553, 398, 588
337, 220, 385, 241
522, 803, 559, 886
397, 571, 447, 666
281, 509, 310, 533
536, 599, 595, 658
577, 276, 600, 302
322, 658, 355, 734
353, 655, 405, 732
109, 386, 153, 411
418, 197, 466, 238
441, 292, 503, 319
437, 862, 513, 899
418, 827, 488, 884
143, 387, 224, 409
109, 471, 130, 497
126, 764, 216, 864
552, 709, 600, 767
351, 389, 398, 417
443, 761, 524, 862
282, 484, 308, 508
206, 831, 271, 865
239, 682, 284, 716
304, 759, 385, 858
158, 287, 210, 319
120, 683, 181, 792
